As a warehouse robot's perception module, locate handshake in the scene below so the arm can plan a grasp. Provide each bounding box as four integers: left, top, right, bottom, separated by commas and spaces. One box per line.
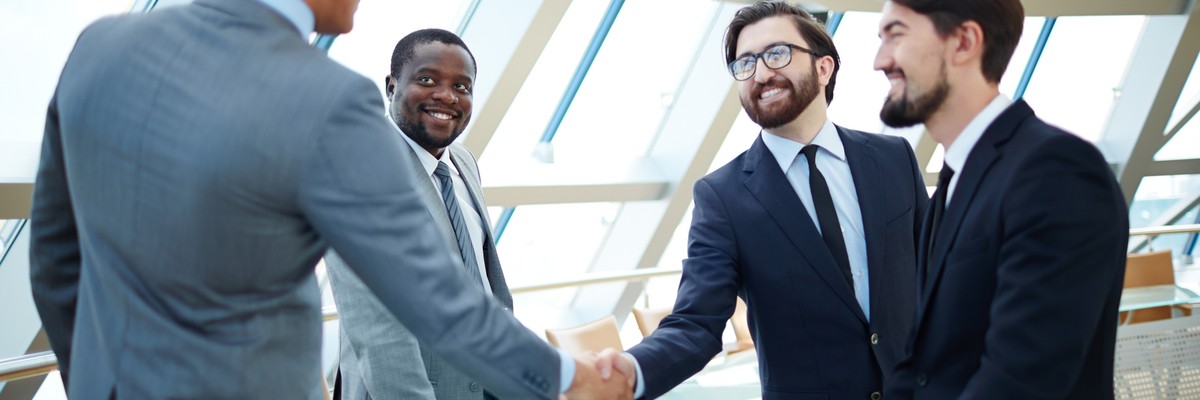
562, 348, 638, 400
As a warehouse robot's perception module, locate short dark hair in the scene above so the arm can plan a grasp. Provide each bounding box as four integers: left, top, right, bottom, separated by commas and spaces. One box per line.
891, 0, 1024, 83
724, 1, 840, 104
389, 28, 477, 79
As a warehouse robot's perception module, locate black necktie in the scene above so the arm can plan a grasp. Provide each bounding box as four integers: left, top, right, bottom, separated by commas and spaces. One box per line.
927, 163, 956, 261
433, 162, 485, 289
800, 145, 854, 292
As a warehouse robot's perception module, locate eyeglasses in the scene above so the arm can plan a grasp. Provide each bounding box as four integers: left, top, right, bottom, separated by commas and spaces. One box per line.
728, 43, 819, 81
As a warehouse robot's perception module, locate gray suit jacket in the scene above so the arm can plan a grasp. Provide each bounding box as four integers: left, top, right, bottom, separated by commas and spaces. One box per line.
27, 0, 559, 398
328, 142, 513, 400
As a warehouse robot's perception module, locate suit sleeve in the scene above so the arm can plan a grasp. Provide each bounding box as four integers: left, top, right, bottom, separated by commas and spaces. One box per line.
626, 178, 740, 399
324, 250, 436, 400
297, 77, 560, 400
958, 135, 1126, 399
28, 89, 81, 387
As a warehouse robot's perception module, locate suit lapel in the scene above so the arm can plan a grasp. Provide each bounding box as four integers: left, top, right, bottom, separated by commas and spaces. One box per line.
918, 100, 1032, 310
403, 144, 460, 248
448, 147, 514, 309
839, 127, 886, 322
743, 136, 867, 324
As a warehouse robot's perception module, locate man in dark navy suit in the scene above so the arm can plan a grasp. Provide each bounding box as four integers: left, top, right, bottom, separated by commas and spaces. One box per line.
594, 2, 928, 399
874, 0, 1128, 398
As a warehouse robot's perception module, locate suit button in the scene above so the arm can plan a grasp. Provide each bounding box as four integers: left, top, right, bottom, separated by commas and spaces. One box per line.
469, 382, 481, 392
916, 372, 928, 387
870, 333, 879, 345
871, 391, 882, 400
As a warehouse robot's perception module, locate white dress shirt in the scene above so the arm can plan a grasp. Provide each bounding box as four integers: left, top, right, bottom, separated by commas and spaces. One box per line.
761, 120, 870, 319
942, 94, 1013, 206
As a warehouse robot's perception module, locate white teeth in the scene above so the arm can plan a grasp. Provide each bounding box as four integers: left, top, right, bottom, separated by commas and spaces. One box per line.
428, 111, 452, 120
760, 88, 782, 99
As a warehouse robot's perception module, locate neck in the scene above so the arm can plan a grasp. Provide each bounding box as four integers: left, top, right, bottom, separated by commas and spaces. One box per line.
764, 98, 828, 144
924, 79, 999, 151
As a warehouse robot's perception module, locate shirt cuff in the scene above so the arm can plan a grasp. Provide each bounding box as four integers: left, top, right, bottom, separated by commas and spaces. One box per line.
622, 352, 646, 399
558, 348, 575, 394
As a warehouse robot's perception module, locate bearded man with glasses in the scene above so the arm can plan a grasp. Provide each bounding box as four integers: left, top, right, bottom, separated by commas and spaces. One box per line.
590, 1, 928, 399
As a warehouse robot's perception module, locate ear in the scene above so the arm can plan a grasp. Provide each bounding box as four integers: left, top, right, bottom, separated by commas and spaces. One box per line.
951, 20, 985, 66
384, 75, 396, 98
816, 54, 836, 87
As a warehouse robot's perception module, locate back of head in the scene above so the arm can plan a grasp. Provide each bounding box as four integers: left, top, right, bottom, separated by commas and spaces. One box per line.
889, 0, 1024, 83
723, 1, 840, 104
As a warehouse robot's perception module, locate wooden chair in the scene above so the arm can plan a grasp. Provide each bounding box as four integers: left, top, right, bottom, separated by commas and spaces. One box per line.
1121, 250, 1190, 324
545, 315, 624, 354
727, 298, 755, 354
631, 307, 672, 337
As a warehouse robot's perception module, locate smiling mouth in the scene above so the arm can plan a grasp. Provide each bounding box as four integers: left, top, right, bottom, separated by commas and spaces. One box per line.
759, 87, 785, 100
422, 107, 459, 121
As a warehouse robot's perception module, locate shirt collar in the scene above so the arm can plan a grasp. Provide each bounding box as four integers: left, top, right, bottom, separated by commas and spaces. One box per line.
760, 119, 844, 173
943, 94, 1012, 173
395, 121, 456, 178
253, 0, 314, 38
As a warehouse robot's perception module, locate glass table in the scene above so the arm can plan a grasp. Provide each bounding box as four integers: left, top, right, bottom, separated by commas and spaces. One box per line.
1118, 284, 1200, 312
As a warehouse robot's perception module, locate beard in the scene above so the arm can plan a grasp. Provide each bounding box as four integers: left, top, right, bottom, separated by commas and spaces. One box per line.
740, 62, 821, 129
880, 63, 950, 128
394, 107, 468, 152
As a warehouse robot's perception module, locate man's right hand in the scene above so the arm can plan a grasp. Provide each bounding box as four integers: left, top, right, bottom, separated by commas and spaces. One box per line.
593, 348, 636, 390
564, 352, 632, 400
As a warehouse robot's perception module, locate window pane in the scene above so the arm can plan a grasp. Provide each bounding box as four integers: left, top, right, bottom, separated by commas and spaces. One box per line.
1022, 16, 1144, 142
1157, 53, 1200, 162
480, 0, 610, 160
549, 0, 718, 159
1130, 174, 1200, 228
0, 0, 131, 178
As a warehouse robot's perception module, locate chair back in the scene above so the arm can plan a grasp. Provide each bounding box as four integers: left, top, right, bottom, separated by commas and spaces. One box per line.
1122, 250, 1187, 324
631, 307, 671, 337
545, 315, 623, 354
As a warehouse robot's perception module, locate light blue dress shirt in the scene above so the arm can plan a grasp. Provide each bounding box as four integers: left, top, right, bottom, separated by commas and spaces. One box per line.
252, 0, 576, 393
761, 120, 870, 319
253, 0, 314, 37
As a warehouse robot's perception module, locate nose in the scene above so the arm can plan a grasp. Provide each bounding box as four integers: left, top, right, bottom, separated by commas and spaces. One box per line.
752, 57, 776, 84
432, 86, 458, 104
873, 44, 892, 72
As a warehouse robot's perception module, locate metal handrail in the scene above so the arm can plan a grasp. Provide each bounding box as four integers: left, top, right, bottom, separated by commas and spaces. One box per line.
1129, 224, 1200, 237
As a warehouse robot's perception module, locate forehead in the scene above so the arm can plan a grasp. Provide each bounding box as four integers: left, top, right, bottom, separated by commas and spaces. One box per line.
736, 15, 809, 55
879, 1, 930, 32
403, 42, 476, 78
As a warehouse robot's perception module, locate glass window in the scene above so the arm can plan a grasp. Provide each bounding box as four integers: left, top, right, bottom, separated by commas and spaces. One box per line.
479, 0, 610, 161
1157, 53, 1200, 162
1022, 16, 1145, 142
326, 1, 472, 100
1129, 174, 1200, 258
0, 0, 132, 178
548, 0, 718, 160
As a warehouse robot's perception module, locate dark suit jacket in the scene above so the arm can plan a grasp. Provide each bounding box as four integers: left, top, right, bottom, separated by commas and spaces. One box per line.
627, 126, 928, 400
886, 100, 1128, 400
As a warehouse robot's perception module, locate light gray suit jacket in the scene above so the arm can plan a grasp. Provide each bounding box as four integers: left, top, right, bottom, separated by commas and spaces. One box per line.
328, 142, 513, 400
27, 0, 559, 398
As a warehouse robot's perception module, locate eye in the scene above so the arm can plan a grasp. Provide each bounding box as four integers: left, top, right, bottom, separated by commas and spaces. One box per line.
455, 83, 471, 93
417, 76, 434, 84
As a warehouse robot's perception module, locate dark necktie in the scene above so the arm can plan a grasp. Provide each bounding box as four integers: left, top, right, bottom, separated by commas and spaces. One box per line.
927, 163, 956, 261
800, 145, 854, 292
433, 161, 485, 289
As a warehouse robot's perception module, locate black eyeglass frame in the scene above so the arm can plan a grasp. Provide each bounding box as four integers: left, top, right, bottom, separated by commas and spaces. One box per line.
728, 43, 820, 81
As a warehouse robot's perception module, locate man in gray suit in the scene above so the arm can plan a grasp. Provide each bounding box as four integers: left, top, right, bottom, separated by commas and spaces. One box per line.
27, 0, 629, 398
326, 29, 514, 400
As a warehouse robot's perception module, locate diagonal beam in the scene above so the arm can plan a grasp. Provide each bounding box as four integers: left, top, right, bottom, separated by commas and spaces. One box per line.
460, 0, 572, 157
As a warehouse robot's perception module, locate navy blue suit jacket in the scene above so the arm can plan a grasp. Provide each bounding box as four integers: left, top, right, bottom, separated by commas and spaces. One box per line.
886, 100, 1128, 399
628, 126, 928, 399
